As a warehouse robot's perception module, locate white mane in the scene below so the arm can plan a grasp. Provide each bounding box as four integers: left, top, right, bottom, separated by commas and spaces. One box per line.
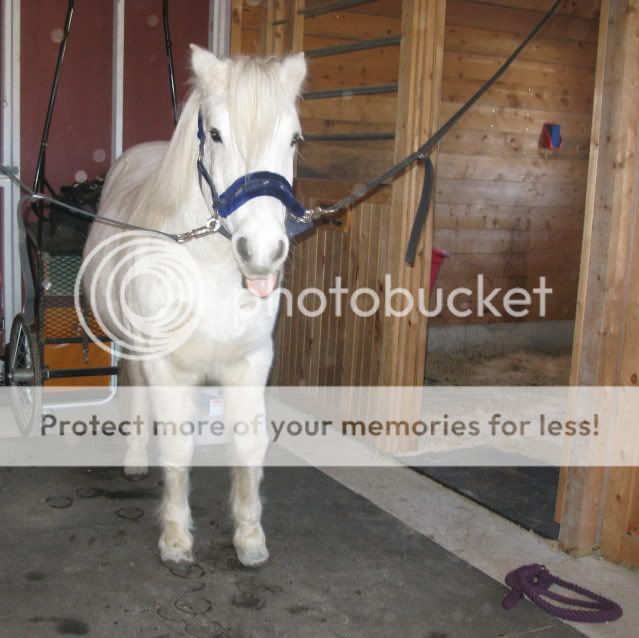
227, 57, 296, 166
130, 93, 201, 225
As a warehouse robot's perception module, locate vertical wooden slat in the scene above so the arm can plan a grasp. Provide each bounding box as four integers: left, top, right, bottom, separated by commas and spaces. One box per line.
554, 0, 610, 533
357, 208, 372, 387
264, 0, 275, 54
331, 226, 346, 385
309, 228, 328, 384
230, 0, 243, 55
289, 239, 303, 383
603, 469, 639, 562
373, 204, 390, 383
328, 228, 341, 387
266, 0, 285, 56
558, 0, 639, 563
344, 209, 361, 385
302, 231, 316, 385
379, 0, 446, 386
317, 227, 334, 385
288, 0, 305, 53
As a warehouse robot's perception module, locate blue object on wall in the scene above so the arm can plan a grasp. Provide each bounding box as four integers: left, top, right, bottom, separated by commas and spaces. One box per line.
541, 123, 562, 149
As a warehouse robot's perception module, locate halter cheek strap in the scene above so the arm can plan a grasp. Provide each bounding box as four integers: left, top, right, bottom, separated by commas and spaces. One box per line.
196, 112, 231, 239
196, 111, 314, 240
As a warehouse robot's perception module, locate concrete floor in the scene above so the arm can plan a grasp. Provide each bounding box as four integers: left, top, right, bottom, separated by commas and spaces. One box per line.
323, 467, 639, 638
0, 466, 584, 637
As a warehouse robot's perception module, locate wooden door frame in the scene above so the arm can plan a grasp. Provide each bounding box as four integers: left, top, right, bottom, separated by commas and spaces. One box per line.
1, 0, 22, 341
556, 0, 639, 564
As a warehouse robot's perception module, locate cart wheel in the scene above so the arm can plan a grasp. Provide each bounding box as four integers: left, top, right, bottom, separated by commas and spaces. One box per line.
7, 314, 43, 434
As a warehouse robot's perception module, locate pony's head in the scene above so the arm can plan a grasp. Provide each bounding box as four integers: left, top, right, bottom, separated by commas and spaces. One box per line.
190, 46, 306, 297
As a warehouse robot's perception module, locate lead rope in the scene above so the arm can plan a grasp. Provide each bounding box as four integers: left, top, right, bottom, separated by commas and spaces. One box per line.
503, 564, 622, 624
0, 165, 224, 244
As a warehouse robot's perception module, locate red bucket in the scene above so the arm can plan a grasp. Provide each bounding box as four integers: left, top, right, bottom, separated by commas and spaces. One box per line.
430, 248, 448, 290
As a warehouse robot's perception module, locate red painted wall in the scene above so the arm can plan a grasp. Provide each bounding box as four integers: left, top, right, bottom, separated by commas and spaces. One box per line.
20, 0, 210, 189
123, 0, 209, 148
21, 0, 113, 191
10, 0, 210, 343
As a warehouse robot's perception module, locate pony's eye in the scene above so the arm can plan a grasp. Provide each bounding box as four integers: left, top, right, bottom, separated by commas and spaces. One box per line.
291, 133, 303, 147
209, 128, 222, 143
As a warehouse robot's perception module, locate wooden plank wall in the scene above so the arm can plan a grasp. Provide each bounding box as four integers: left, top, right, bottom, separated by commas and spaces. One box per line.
235, 0, 600, 385
280, 0, 601, 329
433, 0, 600, 325
299, 1, 400, 182
282, 0, 403, 385
233, 0, 405, 385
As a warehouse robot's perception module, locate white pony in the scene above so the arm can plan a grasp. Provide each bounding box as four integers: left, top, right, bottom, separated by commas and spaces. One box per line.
83, 46, 307, 567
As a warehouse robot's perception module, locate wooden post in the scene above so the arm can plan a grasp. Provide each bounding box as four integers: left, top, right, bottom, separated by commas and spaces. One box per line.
265, 0, 304, 56
229, 0, 243, 56
287, 0, 305, 53
558, 0, 639, 562
378, 0, 446, 386
264, 1, 278, 55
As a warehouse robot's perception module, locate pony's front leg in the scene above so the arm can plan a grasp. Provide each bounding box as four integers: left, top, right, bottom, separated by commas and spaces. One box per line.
222, 346, 272, 567
150, 383, 197, 565
159, 461, 194, 565
230, 459, 268, 566
120, 360, 150, 479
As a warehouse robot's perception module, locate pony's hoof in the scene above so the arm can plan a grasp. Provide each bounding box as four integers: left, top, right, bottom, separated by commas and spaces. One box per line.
123, 466, 148, 481
160, 546, 194, 565
159, 529, 194, 565
235, 543, 269, 567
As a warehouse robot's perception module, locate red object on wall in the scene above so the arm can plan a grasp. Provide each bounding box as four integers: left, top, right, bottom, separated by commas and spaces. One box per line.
430, 249, 448, 290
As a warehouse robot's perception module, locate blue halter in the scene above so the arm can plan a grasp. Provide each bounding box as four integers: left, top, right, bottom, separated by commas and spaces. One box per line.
196, 112, 314, 239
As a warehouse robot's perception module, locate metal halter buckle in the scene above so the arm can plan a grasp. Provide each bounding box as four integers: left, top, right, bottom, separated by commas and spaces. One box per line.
175, 216, 223, 244
296, 207, 327, 224
206, 216, 222, 232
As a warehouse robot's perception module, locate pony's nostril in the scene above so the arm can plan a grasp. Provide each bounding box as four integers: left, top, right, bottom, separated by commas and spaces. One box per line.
236, 236, 251, 262
271, 240, 286, 262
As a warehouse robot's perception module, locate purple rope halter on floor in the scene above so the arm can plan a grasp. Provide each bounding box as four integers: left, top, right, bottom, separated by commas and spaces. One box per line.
503, 564, 622, 623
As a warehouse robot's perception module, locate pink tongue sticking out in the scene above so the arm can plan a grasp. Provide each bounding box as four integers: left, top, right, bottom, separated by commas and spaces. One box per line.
245, 273, 278, 298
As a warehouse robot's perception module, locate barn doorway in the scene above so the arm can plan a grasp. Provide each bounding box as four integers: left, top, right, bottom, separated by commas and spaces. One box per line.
415, 0, 600, 540
419, 350, 570, 539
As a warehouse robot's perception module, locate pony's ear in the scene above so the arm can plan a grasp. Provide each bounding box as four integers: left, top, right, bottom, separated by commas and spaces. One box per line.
190, 44, 228, 92
280, 53, 307, 99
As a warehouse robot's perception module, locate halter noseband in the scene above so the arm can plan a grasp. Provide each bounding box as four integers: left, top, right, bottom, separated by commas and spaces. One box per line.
196, 111, 314, 240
